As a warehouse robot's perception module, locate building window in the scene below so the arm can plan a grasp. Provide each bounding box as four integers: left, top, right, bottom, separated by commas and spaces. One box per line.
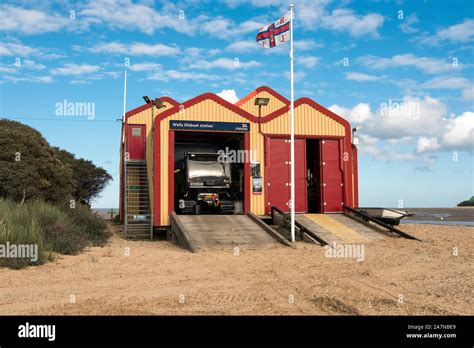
132, 127, 141, 136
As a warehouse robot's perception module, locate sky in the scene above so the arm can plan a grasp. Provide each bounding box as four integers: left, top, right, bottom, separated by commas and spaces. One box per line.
0, 0, 473, 208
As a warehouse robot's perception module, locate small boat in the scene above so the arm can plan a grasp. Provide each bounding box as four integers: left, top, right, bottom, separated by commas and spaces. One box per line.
357, 207, 413, 226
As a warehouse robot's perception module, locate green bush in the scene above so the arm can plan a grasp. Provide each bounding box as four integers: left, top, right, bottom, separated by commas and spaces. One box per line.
0, 199, 49, 268
28, 200, 88, 255
0, 199, 110, 268
63, 204, 110, 246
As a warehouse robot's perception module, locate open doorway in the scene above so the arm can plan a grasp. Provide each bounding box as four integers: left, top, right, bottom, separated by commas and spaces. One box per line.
306, 139, 322, 213
173, 131, 245, 215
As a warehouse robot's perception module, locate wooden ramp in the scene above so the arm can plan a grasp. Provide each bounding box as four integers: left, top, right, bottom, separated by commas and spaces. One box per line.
295, 213, 382, 245
170, 212, 283, 252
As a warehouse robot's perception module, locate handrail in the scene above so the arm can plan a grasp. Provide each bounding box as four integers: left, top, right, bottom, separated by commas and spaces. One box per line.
270, 206, 330, 245
343, 205, 421, 241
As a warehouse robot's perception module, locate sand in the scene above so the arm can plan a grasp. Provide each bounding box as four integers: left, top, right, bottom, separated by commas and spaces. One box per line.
0, 223, 472, 315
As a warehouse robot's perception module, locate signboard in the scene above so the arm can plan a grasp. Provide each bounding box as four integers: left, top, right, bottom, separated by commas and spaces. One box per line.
129, 185, 141, 191
170, 120, 250, 132
252, 176, 262, 195
250, 161, 261, 177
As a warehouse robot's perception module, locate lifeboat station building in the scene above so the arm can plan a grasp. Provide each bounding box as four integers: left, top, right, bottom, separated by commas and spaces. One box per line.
120, 86, 359, 241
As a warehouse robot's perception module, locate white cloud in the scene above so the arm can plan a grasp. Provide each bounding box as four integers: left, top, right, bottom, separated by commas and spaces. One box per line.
51, 64, 100, 76
216, 89, 239, 103
441, 111, 474, 150
200, 17, 233, 38
225, 41, 259, 53
297, 0, 331, 30
399, 14, 419, 33
416, 137, 441, 153
420, 75, 471, 89
3, 75, 53, 83
284, 71, 306, 82
321, 9, 384, 38
79, 0, 194, 35
223, 0, 282, 8
332, 95, 474, 155
147, 70, 219, 82
358, 54, 462, 74
189, 58, 261, 70
88, 42, 180, 56
0, 4, 69, 35
294, 39, 324, 50
200, 16, 267, 39
329, 103, 373, 123
462, 86, 474, 100
369, 96, 447, 139
128, 62, 161, 72
345, 72, 384, 81
420, 19, 474, 45
185, 47, 221, 57
0, 41, 37, 56
298, 56, 320, 68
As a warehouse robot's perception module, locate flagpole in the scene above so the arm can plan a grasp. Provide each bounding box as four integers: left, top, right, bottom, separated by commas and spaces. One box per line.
122, 69, 128, 234
289, 2, 295, 243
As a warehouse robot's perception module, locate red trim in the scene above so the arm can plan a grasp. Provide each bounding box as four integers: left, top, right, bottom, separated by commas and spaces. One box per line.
244, 132, 250, 214
153, 120, 161, 227
235, 86, 289, 107
168, 130, 175, 217
125, 96, 179, 119
235, 90, 257, 107
157, 92, 260, 123
155, 92, 350, 135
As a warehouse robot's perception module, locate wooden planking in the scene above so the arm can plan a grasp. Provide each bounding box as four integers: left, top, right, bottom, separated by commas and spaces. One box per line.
330, 214, 383, 241
171, 214, 280, 251
303, 214, 371, 244
295, 215, 344, 244
238, 90, 287, 117
261, 104, 345, 136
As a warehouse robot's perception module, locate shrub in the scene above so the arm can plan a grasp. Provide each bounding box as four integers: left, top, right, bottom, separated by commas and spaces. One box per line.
0, 199, 110, 269
28, 200, 88, 255
0, 199, 49, 268
63, 204, 110, 246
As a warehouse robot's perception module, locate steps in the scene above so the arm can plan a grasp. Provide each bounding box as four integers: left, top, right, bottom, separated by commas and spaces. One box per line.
124, 161, 153, 238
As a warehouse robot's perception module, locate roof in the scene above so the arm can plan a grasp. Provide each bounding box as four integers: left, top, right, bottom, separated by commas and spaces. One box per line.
125, 96, 179, 119
125, 86, 350, 132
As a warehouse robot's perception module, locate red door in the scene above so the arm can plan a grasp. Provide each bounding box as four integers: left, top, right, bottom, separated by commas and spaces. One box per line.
320, 139, 343, 212
266, 138, 306, 213
126, 124, 146, 160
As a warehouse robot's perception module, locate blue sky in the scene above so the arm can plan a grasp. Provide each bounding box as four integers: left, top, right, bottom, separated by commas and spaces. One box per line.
0, 0, 473, 208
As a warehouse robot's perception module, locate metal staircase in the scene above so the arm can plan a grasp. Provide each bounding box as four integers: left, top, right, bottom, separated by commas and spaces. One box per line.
124, 160, 153, 238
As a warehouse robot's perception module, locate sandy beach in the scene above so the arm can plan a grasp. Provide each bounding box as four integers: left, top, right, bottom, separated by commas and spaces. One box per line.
0, 223, 472, 315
